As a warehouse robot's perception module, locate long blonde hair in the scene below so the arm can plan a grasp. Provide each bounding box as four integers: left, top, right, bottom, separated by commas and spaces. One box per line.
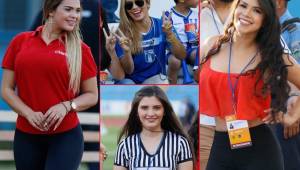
119, 0, 151, 54
43, 0, 82, 94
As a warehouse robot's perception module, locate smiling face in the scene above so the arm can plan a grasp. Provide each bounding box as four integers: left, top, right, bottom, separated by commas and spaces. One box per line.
125, 0, 149, 22
137, 96, 164, 131
49, 0, 81, 32
233, 0, 264, 36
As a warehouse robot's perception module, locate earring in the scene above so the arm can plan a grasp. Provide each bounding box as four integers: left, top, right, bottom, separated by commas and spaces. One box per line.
47, 17, 54, 24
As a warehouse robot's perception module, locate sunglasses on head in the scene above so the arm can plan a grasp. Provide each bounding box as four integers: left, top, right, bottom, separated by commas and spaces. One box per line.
125, 0, 145, 10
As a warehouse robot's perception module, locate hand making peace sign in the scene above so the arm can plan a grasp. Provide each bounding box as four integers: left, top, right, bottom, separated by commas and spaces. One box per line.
103, 26, 117, 54
112, 28, 131, 53
103, 27, 131, 54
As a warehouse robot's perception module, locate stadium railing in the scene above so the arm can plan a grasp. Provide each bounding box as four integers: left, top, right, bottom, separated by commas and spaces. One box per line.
0, 111, 99, 163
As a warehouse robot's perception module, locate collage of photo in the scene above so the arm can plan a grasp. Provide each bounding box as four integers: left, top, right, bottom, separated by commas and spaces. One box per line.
0, 0, 300, 170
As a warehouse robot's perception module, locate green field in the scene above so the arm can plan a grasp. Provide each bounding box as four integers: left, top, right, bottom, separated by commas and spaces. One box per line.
0, 162, 89, 170
102, 126, 122, 170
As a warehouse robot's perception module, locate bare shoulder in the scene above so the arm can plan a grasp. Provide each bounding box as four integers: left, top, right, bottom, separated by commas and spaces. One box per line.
282, 53, 297, 66
200, 35, 220, 60
283, 53, 300, 91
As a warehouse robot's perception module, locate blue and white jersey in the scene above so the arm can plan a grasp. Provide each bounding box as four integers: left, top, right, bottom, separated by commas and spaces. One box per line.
116, 17, 168, 84
280, 10, 300, 62
114, 131, 193, 170
170, 7, 199, 50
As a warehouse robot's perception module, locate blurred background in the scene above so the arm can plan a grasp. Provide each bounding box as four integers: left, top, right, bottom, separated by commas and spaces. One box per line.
0, 1, 43, 169
100, 85, 199, 170
287, 1, 300, 17
0, 0, 99, 169
1, 0, 299, 169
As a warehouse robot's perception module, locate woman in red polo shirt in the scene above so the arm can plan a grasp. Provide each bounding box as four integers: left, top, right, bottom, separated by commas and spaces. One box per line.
200, 0, 300, 169
1, 0, 97, 169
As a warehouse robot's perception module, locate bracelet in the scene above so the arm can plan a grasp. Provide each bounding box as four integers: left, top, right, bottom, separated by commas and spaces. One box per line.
289, 91, 300, 98
61, 102, 69, 113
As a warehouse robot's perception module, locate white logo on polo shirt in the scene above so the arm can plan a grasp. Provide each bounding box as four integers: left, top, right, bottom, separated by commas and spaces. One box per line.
54, 50, 67, 57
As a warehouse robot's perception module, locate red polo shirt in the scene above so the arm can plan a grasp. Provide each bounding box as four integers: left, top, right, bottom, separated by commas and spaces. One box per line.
2, 26, 97, 134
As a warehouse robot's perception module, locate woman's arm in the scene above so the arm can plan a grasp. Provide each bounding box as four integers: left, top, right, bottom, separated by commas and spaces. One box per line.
1, 69, 46, 131
178, 160, 194, 170
103, 28, 126, 79
283, 55, 300, 126
113, 29, 134, 74
119, 51, 134, 75
113, 166, 127, 170
108, 51, 125, 80
44, 77, 98, 130
71, 77, 98, 111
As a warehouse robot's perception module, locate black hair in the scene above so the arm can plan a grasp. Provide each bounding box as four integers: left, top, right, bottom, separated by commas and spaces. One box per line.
188, 113, 199, 160
201, 0, 292, 115
117, 86, 189, 142
100, 6, 111, 71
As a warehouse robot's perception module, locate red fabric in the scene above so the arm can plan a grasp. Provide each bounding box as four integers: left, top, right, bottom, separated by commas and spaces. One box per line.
195, 159, 200, 170
2, 26, 97, 134
199, 58, 271, 120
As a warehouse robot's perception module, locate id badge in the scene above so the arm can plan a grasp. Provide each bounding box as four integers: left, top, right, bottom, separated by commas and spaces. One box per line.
225, 115, 252, 149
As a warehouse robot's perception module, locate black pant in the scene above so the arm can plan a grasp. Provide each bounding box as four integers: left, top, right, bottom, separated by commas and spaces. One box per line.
206, 124, 284, 170
14, 125, 84, 170
273, 124, 300, 170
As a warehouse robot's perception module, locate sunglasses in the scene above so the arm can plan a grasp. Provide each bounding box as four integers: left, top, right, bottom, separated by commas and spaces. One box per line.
125, 0, 145, 10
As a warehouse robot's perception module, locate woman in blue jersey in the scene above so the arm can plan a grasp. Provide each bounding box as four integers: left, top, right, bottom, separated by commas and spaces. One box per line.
113, 86, 194, 170
110, 0, 186, 84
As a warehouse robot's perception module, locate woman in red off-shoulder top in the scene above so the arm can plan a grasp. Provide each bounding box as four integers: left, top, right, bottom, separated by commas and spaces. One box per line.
1, 0, 98, 169
199, 0, 300, 169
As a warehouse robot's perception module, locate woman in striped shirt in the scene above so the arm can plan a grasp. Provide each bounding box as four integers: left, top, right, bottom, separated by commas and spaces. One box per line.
113, 86, 194, 170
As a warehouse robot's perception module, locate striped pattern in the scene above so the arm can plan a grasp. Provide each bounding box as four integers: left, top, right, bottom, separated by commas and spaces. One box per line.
114, 131, 193, 170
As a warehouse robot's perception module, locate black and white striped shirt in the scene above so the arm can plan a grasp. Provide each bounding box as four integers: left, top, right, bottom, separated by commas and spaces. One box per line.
114, 131, 193, 170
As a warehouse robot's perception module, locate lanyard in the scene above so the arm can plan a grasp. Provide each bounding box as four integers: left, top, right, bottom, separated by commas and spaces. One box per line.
210, 8, 221, 35
227, 40, 258, 114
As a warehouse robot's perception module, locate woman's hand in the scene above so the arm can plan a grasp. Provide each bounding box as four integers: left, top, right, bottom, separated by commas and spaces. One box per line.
283, 120, 300, 139
262, 108, 284, 124
263, 108, 300, 127
201, 0, 214, 9
112, 28, 131, 53
283, 110, 300, 127
25, 111, 47, 131
43, 102, 69, 131
103, 27, 117, 54
100, 143, 108, 161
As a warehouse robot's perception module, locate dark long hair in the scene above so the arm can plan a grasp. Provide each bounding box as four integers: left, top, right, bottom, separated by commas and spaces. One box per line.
117, 86, 189, 143
188, 113, 199, 160
100, 6, 111, 70
200, 0, 291, 114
